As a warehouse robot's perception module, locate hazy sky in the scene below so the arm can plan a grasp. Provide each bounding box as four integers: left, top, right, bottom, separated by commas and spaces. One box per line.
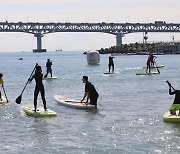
0, 0, 180, 52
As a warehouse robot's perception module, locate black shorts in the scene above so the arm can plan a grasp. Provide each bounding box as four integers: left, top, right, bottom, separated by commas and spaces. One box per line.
90, 96, 98, 105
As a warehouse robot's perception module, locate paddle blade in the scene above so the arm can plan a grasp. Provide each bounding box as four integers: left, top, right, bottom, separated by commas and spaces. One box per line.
15, 95, 22, 104
157, 68, 160, 74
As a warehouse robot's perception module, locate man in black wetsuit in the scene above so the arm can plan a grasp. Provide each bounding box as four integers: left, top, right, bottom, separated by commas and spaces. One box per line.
108, 56, 115, 73
167, 81, 180, 115
81, 76, 99, 108
44, 59, 52, 78
29, 64, 47, 112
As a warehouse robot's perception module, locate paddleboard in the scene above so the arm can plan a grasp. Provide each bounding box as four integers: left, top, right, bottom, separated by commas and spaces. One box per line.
23, 104, 57, 117
104, 72, 115, 75
54, 95, 96, 109
0, 96, 7, 104
163, 111, 180, 123
142, 65, 165, 69
136, 72, 160, 75
43, 76, 58, 80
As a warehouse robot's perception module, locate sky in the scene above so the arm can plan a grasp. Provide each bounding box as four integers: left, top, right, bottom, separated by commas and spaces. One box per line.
0, 0, 180, 52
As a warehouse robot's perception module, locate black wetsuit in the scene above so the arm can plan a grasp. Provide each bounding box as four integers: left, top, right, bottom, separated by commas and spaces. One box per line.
85, 81, 99, 107
45, 61, 52, 77
169, 89, 180, 104
109, 56, 114, 73
30, 71, 46, 110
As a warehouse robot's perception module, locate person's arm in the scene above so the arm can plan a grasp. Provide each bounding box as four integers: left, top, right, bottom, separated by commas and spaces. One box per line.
169, 87, 176, 95
81, 92, 88, 102
28, 74, 34, 82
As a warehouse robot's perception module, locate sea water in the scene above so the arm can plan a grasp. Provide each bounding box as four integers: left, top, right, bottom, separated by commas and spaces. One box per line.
0, 51, 180, 154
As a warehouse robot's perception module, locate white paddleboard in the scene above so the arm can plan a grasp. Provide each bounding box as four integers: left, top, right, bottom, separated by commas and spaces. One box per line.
43, 76, 58, 80
104, 72, 115, 75
54, 95, 96, 109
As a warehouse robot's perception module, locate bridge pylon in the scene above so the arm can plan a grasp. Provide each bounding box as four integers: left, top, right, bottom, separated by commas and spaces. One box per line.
116, 33, 124, 46
33, 33, 46, 52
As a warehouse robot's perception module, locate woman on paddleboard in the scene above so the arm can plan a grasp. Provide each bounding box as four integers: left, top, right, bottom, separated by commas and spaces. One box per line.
81, 76, 99, 108
108, 56, 115, 73
44, 59, 53, 78
29, 64, 47, 112
167, 81, 180, 115
0, 73, 4, 101
146, 54, 151, 73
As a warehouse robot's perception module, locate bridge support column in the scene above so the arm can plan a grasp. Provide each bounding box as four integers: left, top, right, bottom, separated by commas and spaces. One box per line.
116, 34, 124, 46
33, 33, 46, 52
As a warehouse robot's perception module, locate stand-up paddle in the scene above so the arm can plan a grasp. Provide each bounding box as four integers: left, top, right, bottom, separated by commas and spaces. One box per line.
2, 87, 8, 102
166, 80, 175, 90
15, 66, 36, 104
154, 61, 160, 74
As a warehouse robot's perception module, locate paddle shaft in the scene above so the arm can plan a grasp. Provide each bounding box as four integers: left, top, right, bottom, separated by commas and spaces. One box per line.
2, 87, 8, 102
154, 60, 160, 74
166, 80, 175, 91
20, 67, 36, 96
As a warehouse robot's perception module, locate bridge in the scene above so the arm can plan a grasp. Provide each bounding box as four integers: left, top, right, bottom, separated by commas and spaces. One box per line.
0, 21, 180, 52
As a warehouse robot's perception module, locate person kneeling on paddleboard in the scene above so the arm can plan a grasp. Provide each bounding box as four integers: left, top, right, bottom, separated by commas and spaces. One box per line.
29, 64, 47, 112
0, 73, 4, 101
166, 81, 180, 116
81, 76, 99, 108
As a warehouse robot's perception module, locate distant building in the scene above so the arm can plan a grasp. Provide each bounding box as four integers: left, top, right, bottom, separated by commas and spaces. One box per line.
156, 42, 180, 54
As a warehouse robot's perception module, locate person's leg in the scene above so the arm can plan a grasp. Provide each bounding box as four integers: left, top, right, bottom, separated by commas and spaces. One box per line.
40, 87, 47, 111
90, 96, 98, 108
170, 110, 176, 115
147, 64, 151, 73
34, 88, 39, 112
0, 91, 2, 100
112, 63, 114, 73
108, 64, 110, 73
50, 68, 52, 77
146, 63, 148, 73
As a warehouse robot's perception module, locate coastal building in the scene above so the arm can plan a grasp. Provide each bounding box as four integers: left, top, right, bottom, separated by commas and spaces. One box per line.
156, 42, 180, 54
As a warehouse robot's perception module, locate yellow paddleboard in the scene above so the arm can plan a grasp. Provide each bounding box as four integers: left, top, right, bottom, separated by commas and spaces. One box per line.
23, 104, 57, 117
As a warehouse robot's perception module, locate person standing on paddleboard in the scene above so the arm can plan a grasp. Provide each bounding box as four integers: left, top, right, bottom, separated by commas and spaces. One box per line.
29, 64, 47, 112
167, 81, 180, 115
44, 59, 52, 78
0, 73, 4, 101
81, 76, 99, 108
146, 54, 151, 73
108, 56, 115, 73
149, 53, 157, 66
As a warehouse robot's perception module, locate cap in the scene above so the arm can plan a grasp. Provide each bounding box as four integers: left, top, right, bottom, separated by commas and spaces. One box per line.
83, 76, 88, 81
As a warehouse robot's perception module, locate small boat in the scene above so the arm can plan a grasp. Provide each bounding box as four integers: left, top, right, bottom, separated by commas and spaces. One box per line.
55, 47, 62, 51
